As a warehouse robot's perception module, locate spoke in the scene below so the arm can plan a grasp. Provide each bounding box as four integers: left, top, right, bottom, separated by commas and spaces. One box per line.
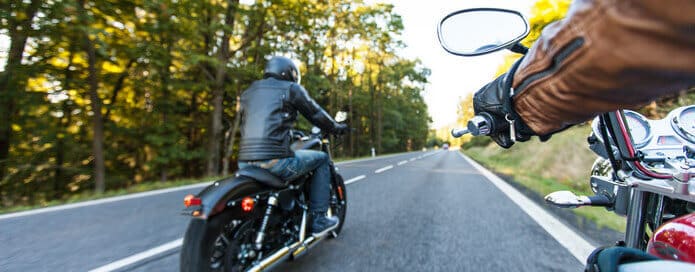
220, 233, 231, 246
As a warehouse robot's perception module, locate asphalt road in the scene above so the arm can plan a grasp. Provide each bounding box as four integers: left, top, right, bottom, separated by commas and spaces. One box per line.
1, 150, 588, 271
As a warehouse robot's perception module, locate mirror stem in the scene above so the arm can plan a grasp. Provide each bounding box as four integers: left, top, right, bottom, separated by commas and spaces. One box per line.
510, 43, 528, 55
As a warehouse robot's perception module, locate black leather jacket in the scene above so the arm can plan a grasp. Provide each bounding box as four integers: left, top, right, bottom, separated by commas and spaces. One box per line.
238, 77, 340, 161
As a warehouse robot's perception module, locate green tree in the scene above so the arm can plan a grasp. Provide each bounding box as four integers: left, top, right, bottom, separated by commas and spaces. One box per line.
0, 0, 433, 208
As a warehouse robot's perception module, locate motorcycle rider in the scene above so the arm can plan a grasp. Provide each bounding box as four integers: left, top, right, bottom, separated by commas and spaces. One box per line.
467, 0, 695, 270
237, 56, 349, 235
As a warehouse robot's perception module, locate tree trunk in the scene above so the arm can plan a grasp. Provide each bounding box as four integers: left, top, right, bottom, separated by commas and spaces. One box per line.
78, 0, 106, 193
0, 0, 40, 181
54, 45, 77, 199
222, 95, 241, 176
207, 0, 239, 176
187, 90, 199, 177
367, 65, 375, 153
348, 88, 354, 156
376, 87, 383, 154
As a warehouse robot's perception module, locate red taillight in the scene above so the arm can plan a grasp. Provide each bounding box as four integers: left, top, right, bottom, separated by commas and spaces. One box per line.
241, 197, 255, 212
337, 186, 344, 200
184, 194, 201, 207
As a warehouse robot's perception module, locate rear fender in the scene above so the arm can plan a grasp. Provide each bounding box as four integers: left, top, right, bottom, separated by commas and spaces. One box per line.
192, 175, 270, 219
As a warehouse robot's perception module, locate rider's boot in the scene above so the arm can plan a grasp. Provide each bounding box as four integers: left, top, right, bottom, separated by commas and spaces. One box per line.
310, 210, 339, 236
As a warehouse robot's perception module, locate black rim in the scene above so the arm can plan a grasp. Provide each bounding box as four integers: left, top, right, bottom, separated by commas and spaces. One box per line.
210, 218, 256, 271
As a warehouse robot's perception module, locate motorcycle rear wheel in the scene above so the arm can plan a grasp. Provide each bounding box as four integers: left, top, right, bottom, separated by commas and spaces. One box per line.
180, 210, 258, 272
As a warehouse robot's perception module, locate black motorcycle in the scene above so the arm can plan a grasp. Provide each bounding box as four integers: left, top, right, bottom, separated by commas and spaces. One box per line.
179, 112, 348, 272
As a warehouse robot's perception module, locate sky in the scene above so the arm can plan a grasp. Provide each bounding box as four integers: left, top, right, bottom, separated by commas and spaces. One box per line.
379, 0, 534, 128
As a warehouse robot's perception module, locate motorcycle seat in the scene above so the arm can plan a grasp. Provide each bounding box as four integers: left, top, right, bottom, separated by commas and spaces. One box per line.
237, 166, 287, 189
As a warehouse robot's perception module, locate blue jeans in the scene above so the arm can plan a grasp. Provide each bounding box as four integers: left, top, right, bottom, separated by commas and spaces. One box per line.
238, 150, 331, 213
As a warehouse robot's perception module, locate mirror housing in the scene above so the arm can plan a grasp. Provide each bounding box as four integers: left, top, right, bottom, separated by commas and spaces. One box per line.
437, 8, 529, 56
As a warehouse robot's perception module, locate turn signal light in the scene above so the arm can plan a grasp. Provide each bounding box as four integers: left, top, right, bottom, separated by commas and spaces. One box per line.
337, 186, 344, 200
241, 197, 255, 212
184, 194, 201, 207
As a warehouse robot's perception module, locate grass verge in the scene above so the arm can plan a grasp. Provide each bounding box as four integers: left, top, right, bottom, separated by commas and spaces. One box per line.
462, 125, 627, 232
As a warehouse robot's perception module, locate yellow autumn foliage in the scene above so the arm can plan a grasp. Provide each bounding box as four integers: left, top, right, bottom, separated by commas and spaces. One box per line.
495, 0, 572, 76
489, 0, 573, 92
523, 0, 572, 47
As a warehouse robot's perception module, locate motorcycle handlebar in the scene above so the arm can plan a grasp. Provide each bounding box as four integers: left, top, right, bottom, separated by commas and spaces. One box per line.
451, 115, 493, 138
451, 128, 469, 138
587, 195, 612, 207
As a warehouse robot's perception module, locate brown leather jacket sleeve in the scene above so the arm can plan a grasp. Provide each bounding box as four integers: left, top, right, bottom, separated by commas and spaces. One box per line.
512, 0, 695, 135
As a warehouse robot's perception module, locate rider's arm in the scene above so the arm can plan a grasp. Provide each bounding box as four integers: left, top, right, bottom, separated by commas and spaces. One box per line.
289, 83, 340, 132
511, 0, 695, 135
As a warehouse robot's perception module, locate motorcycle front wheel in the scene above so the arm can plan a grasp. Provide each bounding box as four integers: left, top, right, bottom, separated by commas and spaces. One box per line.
180, 210, 259, 272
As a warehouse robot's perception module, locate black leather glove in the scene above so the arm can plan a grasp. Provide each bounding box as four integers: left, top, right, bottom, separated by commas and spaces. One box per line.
472, 59, 536, 148
332, 124, 350, 135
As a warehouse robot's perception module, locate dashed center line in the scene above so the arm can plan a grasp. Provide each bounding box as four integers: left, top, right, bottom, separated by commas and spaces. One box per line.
397, 160, 408, 166
375, 165, 394, 173
409, 158, 416, 162
344, 175, 366, 185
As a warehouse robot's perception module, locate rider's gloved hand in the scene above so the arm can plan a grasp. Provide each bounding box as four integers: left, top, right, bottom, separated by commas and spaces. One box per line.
332, 124, 350, 135
472, 59, 537, 148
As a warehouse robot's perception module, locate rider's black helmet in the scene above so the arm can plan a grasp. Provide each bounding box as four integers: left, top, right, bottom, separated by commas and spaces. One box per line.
263, 56, 301, 83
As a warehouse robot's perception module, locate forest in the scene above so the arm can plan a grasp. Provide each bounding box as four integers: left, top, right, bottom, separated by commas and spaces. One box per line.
0, 0, 432, 208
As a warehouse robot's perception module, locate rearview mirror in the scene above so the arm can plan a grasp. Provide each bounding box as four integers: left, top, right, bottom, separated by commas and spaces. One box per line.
335, 111, 348, 123
437, 8, 529, 56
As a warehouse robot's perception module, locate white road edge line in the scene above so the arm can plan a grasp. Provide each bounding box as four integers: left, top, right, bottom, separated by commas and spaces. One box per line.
0, 182, 213, 220
374, 165, 394, 174
457, 152, 595, 263
409, 158, 416, 162
1, 152, 430, 220
88, 238, 183, 272
344, 175, 366, 185
397, 160, 408, 166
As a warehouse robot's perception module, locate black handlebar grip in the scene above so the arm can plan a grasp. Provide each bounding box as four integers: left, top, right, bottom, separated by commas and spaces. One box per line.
588, 195, 612, 207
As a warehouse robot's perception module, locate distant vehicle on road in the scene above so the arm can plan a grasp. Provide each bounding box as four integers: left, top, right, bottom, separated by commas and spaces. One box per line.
442, 143, 449, 150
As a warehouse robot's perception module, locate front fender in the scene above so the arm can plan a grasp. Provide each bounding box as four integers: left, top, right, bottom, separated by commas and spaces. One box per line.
193, 175, 270, 219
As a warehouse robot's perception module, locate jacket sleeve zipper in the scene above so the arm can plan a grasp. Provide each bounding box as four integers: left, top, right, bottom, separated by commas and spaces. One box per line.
513, 37, 585, 97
